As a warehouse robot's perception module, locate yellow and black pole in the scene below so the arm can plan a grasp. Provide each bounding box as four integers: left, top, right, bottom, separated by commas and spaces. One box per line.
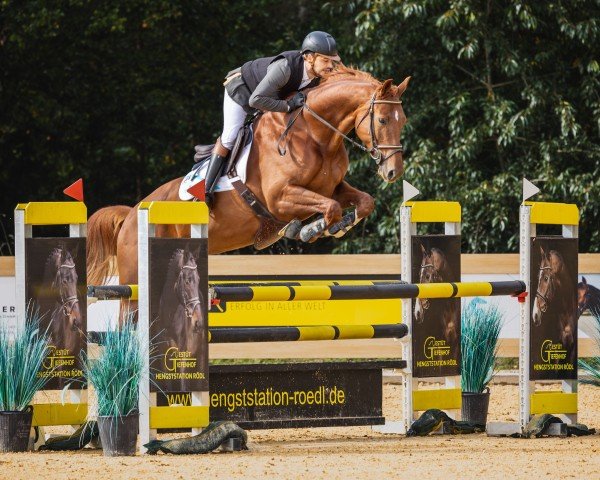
210, 281, 526, 303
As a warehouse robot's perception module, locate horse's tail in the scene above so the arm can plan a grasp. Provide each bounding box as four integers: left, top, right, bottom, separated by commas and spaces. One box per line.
87, 205, 131, 286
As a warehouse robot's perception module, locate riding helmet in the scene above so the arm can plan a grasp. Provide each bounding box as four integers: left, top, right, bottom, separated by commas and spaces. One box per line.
301, 31, 338, 58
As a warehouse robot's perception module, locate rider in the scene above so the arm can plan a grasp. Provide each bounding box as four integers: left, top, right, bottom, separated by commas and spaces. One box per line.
204, 31, 341, 208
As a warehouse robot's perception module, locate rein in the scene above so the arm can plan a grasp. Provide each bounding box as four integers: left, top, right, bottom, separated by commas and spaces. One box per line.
277, 92, 404, 164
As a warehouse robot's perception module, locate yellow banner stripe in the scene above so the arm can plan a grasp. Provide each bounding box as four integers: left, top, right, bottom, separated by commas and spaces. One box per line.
454, 282, 492, 297
139, 201, 208, 225
417, 283, 456, 298
16, 202, 87, 225
31, 403, 88, 426
413, 388, 462, 411
335, 325, 375, 339
298, 326, 336, 341
530, 392, 578, 414
149, 405, 210, 429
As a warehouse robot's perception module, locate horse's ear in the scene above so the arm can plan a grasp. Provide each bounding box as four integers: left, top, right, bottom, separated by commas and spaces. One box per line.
539, 244, 545, 257
420, 244, 426, 254
378, 79, 394, 97
397, 76, 411, 96
582, 276, 587, 285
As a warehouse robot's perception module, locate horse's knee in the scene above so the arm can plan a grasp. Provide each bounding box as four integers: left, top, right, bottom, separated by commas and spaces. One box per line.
357, 194, 375, 218
324, 201, 343, 225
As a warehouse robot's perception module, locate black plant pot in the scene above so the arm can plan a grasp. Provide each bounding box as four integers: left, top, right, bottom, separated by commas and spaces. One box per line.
461, 387, 490, 426
97, 412, 139, 456
0, 406, 34, 452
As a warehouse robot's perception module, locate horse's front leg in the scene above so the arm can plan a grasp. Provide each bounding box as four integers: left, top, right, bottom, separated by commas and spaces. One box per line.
272, 184, 343, 242
325, 181, 375, 238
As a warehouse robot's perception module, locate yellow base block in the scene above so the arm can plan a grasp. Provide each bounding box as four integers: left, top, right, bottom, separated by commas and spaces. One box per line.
31, 403, 88, 426
530, 392, 578, 415
413, 388, 462, 411
149, 406, 209, 429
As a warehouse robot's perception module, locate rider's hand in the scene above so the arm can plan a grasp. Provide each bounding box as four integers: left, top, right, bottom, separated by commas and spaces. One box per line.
287, 92, 305, 112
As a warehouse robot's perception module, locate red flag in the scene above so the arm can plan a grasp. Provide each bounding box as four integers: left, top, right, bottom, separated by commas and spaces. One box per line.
187, 180, 206, 201
63, 178, 84, 202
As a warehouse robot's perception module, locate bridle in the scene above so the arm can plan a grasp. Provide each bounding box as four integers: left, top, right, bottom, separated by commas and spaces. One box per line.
536, 266, 554, 313
278, 92, 404, 165
177, 265, 202, 325
53, 263, 79, 320
418, 262, 443, 311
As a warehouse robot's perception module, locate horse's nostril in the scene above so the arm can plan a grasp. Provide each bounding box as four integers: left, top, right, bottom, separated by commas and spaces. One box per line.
387, 170, 395, 180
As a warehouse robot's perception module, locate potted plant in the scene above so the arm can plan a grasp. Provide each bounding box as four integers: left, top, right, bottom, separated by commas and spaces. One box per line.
0, 314, 52, 452
461, 300, 503, 426
84, 316, 143, 456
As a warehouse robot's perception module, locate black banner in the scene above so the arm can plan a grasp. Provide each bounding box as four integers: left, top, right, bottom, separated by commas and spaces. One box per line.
25, 238, 86, 390
411, 235, 461, 378
529, 237, 578, 380
157, 361, 405, 429
149, 238, 208, 392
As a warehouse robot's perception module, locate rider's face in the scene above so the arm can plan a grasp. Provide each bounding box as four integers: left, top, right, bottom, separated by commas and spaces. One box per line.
307, 54, 340, 78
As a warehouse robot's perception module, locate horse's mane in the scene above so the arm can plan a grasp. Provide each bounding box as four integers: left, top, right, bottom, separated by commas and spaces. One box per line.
163, 249, 184, 295
43, 247, 62, 284
320, 65, 380, 85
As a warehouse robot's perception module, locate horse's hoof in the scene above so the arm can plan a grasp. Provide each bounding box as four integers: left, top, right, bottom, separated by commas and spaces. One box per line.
281, 219, 303, 239
299, 218, 327, 242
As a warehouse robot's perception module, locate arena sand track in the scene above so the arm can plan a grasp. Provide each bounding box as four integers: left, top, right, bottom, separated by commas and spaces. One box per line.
0, 383, 598, 480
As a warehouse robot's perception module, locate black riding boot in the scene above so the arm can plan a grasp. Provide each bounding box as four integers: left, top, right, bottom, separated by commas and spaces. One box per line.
204, 152, 227, 208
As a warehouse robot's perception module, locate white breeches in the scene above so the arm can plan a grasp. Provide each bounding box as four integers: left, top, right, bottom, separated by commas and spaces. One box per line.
221, 89, 247, 149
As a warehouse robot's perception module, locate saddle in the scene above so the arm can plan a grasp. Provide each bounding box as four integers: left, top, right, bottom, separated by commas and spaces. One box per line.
192, 117, 289, 250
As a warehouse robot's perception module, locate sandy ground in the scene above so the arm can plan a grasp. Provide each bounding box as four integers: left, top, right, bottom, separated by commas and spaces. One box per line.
0, 382, 599, 480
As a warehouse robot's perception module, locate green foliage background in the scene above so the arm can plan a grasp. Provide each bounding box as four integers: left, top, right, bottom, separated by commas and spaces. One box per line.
1, 0, 598, 254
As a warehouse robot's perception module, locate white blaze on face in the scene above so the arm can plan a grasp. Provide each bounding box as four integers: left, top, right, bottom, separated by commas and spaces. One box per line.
394, 111, 399, 121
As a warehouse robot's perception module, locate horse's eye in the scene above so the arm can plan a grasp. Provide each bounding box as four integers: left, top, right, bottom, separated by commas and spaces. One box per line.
378, 117, 386, 124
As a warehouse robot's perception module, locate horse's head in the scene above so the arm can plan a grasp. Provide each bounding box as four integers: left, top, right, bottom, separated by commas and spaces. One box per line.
175, 249, 204, 333
533, 246, 564, 326
577, 276, 589, 318
354, 77, 410, 183
414, 245, 446, 323
52, 248, 82, 334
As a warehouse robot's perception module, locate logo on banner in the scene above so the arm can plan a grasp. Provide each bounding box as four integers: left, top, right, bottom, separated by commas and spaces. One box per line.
164, 347, 197, 372
423, 336, 451, 359
42, 345, 76, 369
540, 340, 568, 363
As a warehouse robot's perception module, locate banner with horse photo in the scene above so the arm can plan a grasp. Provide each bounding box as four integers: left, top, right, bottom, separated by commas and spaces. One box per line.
530, 237, 578, 381
149, 238, 208, 392
411, 235, 461, 378
25, 238, 87, 390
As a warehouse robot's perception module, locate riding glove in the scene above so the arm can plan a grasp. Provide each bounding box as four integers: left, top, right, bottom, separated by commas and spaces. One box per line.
287, 92, 305, 112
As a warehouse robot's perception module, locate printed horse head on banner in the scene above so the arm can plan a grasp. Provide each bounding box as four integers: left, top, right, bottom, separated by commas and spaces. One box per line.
532, 246, 576, 360
43, 246, 83, 353
160, 246, 205, 353
413, 244, 458, 345
577, 276, 600, 319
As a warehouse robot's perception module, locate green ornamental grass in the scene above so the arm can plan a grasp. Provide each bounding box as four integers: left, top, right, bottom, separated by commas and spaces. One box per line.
579, 313, 600, 387
0, 312, 52, 411
84, 316, 144, 417
461, 301, 504, 393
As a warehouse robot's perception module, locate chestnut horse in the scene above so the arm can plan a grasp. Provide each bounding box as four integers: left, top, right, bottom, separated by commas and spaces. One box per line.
87, 67, 410, 298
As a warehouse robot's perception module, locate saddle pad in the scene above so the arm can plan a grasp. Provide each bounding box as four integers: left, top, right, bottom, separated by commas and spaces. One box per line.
179, 133, 252, 201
